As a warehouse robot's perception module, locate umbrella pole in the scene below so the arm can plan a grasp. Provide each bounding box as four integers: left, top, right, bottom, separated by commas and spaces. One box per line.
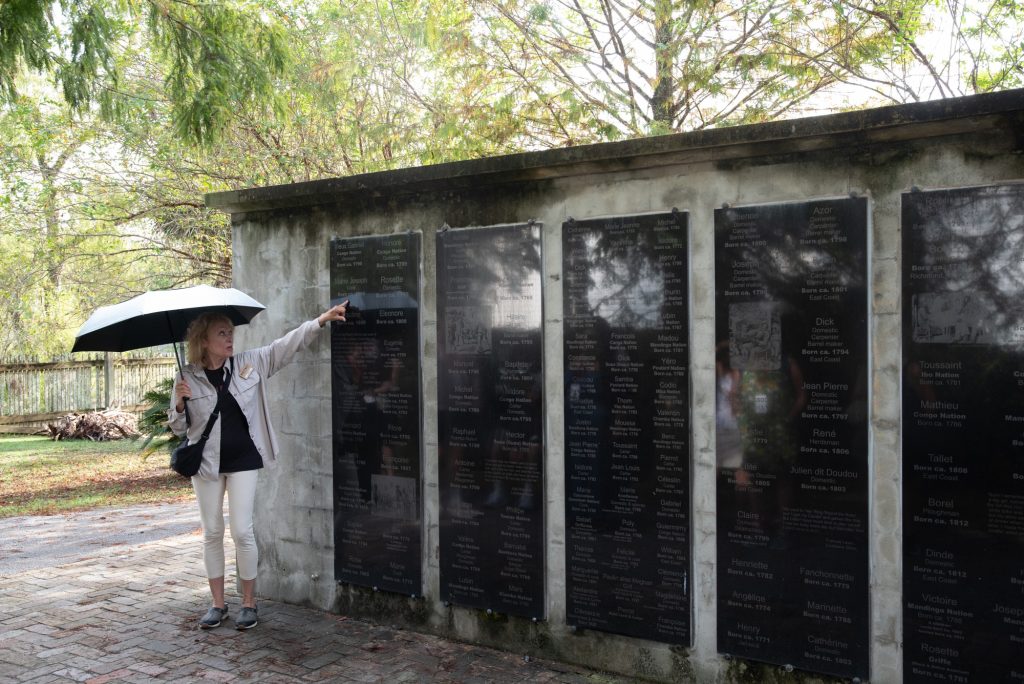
168, 314, 191, 428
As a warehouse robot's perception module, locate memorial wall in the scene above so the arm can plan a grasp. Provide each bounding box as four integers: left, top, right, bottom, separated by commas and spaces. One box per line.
320, 185, 1024, 682
216, 90, 1024, 684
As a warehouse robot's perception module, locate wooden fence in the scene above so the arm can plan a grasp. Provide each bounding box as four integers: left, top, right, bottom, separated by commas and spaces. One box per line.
0, 355, 178, 433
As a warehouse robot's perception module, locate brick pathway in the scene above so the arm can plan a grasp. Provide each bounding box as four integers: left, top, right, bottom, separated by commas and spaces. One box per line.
0, 506, 637, 683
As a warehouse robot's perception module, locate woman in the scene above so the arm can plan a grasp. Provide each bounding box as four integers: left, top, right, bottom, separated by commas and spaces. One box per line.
168, 301, 348, 630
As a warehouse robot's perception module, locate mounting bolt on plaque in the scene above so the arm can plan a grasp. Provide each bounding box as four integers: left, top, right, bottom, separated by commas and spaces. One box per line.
784, 664, 794, 673
531, 617, 538, 623
486, 608, 493, 615
671, 206, 686, 228
569, 625, 578, 633
443, 601, 451, 607
523, 655, 531, 663
851, 678, 862, 684
722, 202, 730, 209
372, 585, 379, 592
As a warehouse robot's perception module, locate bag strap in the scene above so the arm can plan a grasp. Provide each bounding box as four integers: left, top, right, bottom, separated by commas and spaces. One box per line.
197, 364, 231, 441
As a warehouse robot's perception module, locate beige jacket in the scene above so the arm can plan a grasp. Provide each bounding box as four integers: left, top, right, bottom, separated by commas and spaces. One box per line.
167, 319, 324, 480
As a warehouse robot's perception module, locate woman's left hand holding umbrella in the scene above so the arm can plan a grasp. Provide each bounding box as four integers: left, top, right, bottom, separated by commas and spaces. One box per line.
174, 379, 193, 415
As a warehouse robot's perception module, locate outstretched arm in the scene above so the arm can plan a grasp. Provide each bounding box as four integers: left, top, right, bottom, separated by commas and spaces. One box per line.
250, 300, 350, 378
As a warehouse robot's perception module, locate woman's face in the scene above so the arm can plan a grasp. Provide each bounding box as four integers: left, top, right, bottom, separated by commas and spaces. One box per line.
203, 321, 235, 363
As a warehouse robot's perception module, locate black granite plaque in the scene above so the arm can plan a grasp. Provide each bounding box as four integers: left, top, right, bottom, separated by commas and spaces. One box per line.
562, 211, 691, 644
902, 184, 1024, 683
331, 233, 422, 595
714, 199, 869, 678
437, 223, 545, 619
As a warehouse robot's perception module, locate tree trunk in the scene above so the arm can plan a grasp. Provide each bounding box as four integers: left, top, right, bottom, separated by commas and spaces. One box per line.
35, 155, 62, 315
651, 0, 676, 130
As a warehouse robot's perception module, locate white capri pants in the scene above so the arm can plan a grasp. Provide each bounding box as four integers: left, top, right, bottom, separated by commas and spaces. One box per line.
192, 470, 259, 581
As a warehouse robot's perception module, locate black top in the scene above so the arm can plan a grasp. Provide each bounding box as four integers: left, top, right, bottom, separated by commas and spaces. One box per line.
204, 366, 263, 473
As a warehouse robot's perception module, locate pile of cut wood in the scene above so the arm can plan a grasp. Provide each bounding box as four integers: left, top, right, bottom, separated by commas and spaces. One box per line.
47, 409, 140, 441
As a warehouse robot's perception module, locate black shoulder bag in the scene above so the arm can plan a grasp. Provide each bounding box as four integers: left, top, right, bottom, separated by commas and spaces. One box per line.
170, 366, 230, 478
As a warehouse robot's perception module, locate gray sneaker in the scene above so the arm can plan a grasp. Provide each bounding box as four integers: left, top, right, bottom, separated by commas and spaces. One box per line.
199, 606, 228, 630
235, 606, 258, 630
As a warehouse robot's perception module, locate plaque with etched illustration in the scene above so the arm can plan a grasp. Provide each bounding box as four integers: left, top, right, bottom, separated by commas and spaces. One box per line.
902, 184, 1024, 683
562, 211, 691, 645
437, 223, 545, 619
331, 233, 422, 596
714, 199, 869, 679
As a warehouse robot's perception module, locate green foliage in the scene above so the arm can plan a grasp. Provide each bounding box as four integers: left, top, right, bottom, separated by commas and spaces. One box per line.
0, 93, 209, 356
146, 2, 290, 144
0, 0, 53, 101
468, 0, 1024, 138
137, 377, 181, 459
0, 0, 290, 145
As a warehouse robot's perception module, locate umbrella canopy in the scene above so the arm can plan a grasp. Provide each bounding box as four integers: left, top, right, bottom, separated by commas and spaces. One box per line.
71, 285, 266, 353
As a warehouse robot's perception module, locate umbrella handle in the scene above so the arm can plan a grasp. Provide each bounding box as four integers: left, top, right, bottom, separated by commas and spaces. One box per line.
171, 343, 191, 428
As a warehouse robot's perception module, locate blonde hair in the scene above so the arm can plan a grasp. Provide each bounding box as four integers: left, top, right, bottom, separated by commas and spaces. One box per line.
185, 313, 233, 366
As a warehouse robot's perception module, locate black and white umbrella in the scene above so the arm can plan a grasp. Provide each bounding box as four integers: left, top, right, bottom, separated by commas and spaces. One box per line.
72, 285, 265, 357
72, 285, 266, 425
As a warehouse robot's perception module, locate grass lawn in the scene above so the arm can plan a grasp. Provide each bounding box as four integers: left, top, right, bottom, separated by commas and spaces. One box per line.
0, 435, 192, 518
